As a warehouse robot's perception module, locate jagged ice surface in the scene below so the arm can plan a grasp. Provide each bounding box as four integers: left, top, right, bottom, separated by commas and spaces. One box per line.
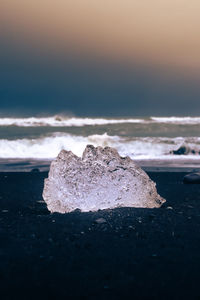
43, 145, 165, 213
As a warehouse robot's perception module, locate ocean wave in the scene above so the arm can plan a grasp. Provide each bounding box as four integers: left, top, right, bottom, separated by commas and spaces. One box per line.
151, 116, 200, 124
0, 133, 200, 159
0, 116, 200, 127
1, 115, 200, 127
0, 116, 146, 127
0, 133, 119, 159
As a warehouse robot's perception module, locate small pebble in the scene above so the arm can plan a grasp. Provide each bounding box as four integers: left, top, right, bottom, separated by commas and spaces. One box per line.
166, 206, 173, 210
183, 173, 200, 184
128, 225, 135, 229
95, 218, 107, 224
152, 254, 157, 257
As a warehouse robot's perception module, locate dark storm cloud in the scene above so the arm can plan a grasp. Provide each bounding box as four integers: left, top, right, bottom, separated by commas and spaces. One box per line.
0, 37, 200, 117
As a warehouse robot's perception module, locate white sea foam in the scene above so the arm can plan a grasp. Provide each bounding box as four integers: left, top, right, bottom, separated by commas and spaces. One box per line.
1, 115, 200, 127
0, 116, 145, 127
0, 133, 200, 159
0, 133, 119, 159
151, 116, 200, 124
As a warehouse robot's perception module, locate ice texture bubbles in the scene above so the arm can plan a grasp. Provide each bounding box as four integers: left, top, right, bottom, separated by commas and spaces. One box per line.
43, 145, 165, 213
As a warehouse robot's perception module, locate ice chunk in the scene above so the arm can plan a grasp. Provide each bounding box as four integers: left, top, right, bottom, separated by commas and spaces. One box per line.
43, 145, 165, 213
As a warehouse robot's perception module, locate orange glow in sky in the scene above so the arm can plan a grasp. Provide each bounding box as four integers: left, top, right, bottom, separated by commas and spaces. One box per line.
1, 0, 200, 72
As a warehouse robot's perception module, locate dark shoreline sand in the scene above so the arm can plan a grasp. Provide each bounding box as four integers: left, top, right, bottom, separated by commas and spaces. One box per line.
0, 172, 200, 299
1, 158, 200, 173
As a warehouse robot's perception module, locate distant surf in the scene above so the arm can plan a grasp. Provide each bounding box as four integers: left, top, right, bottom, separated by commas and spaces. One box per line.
151, 116, 200, 124
0, 116, 145, 127
1, 115, 200, 127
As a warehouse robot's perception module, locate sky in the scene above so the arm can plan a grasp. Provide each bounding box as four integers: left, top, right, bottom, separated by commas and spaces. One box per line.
0, 0, 200, 116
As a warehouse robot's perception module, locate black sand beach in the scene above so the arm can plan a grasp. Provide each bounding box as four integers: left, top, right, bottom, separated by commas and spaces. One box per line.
0, 172, 200, 299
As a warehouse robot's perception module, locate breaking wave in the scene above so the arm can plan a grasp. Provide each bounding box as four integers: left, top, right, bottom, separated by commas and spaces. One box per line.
1, 115, 200, 127
1, 132, 200, 159
151, 116, 200, 124
0, 116, 145, 127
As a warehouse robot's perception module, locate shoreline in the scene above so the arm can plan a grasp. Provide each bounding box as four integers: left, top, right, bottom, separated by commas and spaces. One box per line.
0, 158, 200, 172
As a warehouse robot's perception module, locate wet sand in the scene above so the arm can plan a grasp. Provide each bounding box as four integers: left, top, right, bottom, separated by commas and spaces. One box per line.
0, 172, 200, 299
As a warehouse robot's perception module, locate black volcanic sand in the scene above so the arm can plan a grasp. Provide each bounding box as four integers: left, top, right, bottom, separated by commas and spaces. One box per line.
0, 172, 200, 300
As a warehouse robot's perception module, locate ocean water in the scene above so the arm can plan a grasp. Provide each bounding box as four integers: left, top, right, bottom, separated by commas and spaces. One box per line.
1, 115, 200, 171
